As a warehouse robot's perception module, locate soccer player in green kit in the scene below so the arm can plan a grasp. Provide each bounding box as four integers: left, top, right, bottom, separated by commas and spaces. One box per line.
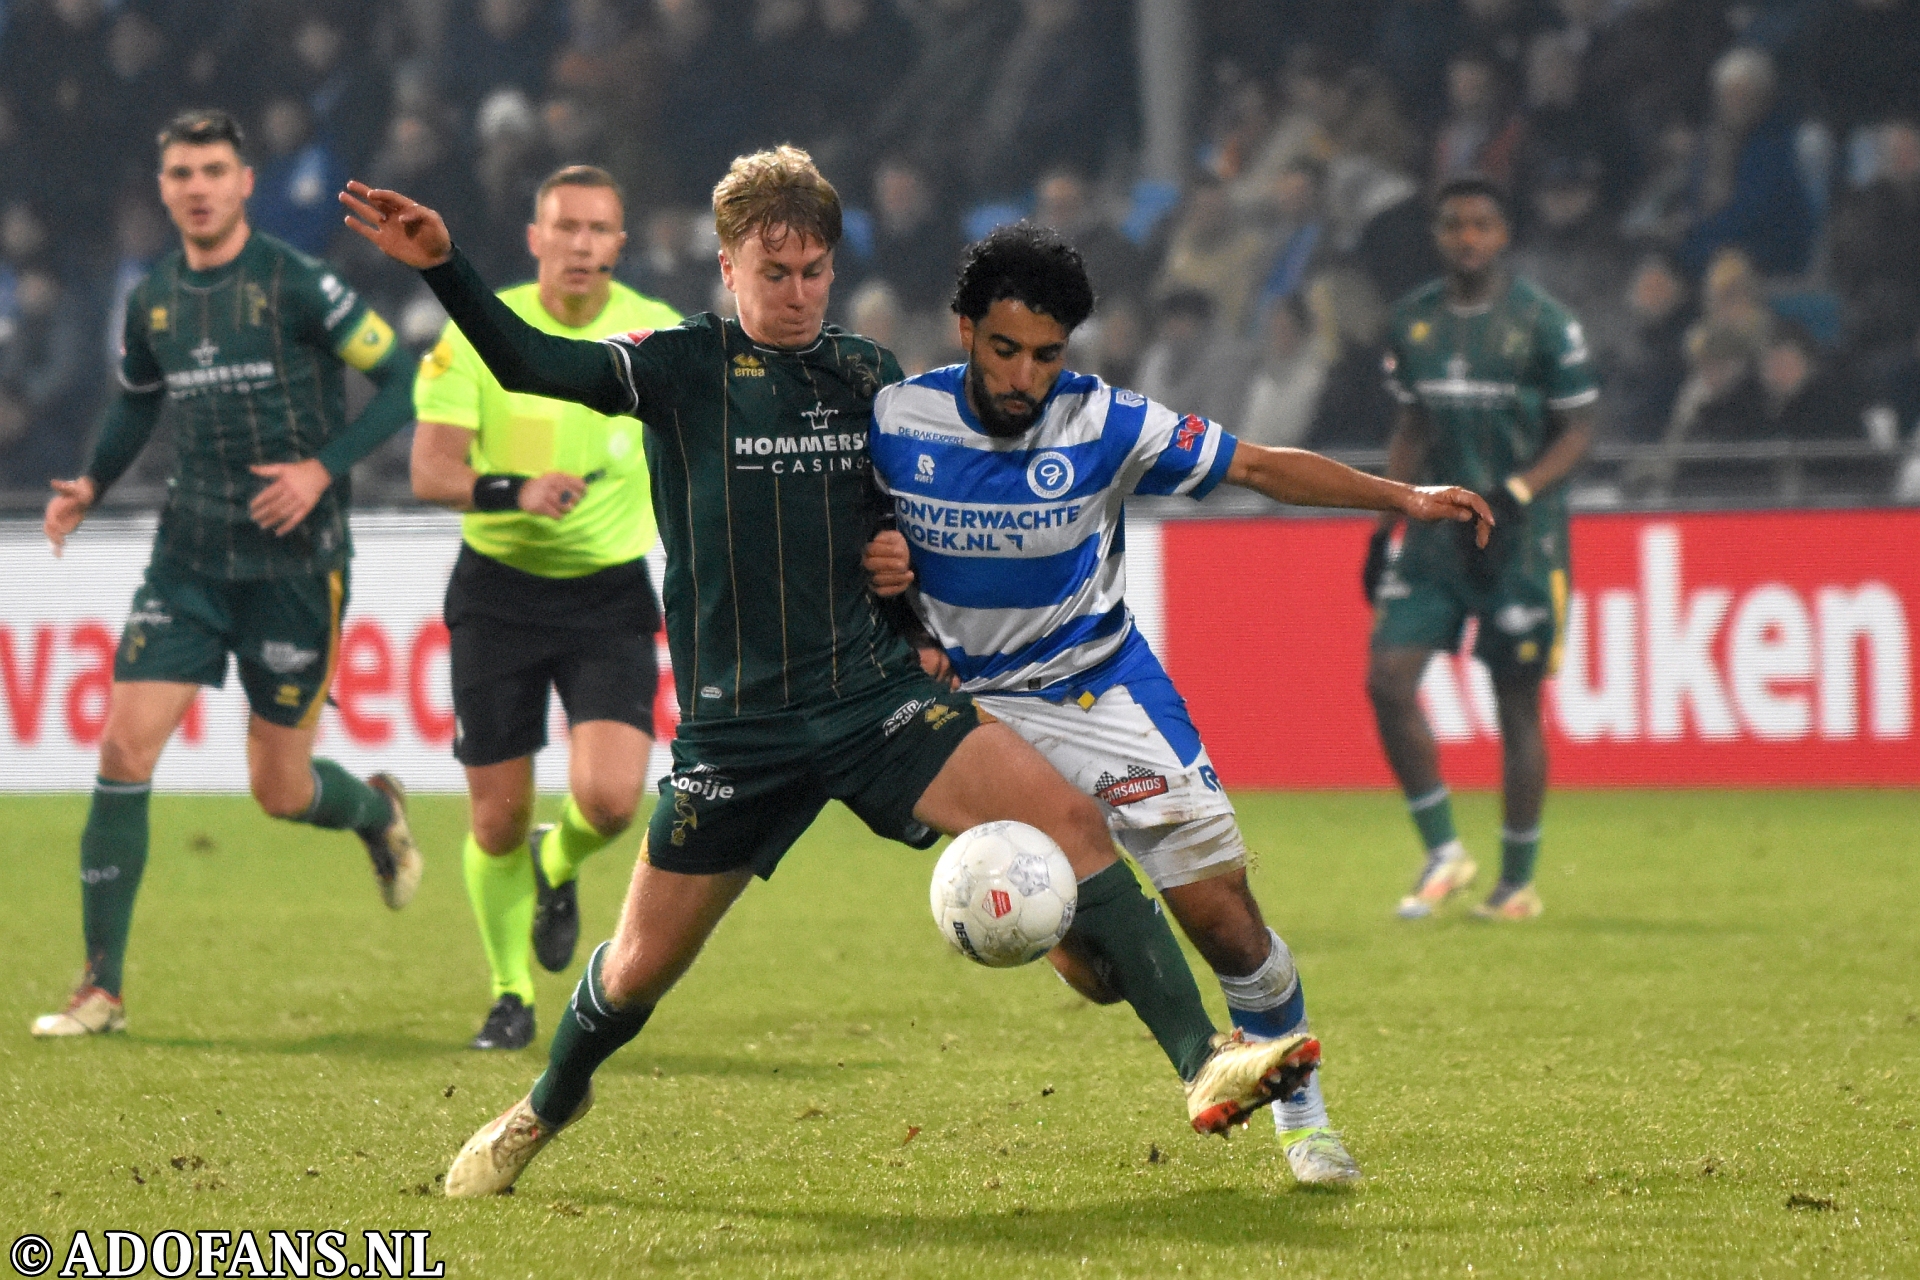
412, 165, 681, 1051
1366, 176, 1596, 922
31, 111, 420, 1038
342, 147, 1319, 1197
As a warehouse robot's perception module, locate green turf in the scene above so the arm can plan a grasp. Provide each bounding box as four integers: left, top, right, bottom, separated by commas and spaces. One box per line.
4, 790, 1917, 1278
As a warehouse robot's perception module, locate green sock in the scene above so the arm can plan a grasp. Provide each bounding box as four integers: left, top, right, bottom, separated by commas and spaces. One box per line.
463, 835, 536, 1004
529, 942, 653, 1125
1500, 826, 1541, 887
1070, 861, 1217, 1082
298, 759, 392, 834
80, 778, 152, 997
541, 795, 614, 887
1407, 784, 1458, 852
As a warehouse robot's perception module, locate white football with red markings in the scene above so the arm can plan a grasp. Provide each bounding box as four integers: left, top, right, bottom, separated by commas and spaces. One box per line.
930, 821, 1077, 968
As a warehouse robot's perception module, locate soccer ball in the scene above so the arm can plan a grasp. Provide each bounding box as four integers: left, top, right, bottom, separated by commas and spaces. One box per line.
929, 821, 1077, 967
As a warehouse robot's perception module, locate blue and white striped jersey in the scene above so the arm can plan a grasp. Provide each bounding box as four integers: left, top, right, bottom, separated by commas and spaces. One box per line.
869, 364, 1238, 695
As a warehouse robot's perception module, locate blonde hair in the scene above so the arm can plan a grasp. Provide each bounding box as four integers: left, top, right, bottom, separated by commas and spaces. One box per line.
711, 145, 842, 251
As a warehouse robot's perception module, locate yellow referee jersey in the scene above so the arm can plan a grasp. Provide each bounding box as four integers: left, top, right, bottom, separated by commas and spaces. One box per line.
413, 281, 680, 578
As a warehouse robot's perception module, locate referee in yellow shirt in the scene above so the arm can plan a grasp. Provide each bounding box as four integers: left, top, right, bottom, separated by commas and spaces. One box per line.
411, 166, 680, 1049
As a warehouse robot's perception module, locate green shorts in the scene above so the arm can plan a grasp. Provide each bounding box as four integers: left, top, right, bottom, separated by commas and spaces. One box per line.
113, 560, 348, 728
1371, 521, 1568, 676
645, 672, 985, 880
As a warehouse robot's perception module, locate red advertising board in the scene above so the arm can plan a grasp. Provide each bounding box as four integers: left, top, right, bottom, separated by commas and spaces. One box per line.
1160, 511, 1920, 788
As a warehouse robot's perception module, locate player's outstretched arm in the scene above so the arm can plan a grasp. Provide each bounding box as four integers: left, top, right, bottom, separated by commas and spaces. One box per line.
339, 181, 632, 417
1225, 441, 1494, 547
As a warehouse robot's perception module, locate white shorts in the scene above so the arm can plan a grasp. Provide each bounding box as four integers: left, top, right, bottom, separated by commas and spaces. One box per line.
975, 667, 1245, 890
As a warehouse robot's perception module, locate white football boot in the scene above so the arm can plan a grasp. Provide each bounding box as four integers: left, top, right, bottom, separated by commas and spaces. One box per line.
1186, 1031, 1320, 1135
446, 1088, 593, 1197
31, 985, 127, 1037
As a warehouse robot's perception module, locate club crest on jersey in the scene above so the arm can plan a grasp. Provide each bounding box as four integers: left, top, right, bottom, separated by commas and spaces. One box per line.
1173, 414, 1206, 452
1025, 450, 1074, 498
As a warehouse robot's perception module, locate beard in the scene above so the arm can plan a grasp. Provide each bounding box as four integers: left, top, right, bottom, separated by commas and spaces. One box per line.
966, 360, 1042, 439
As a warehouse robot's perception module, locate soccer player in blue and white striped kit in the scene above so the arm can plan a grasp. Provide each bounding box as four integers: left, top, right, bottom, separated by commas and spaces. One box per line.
864, 225, 1491, 1184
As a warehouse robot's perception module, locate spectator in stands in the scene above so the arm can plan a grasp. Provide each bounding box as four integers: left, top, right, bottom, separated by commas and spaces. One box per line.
0, 205, 93, 488
620, 209, 715, 320
471, 89, 552, 282
866, 0, 1018, 190
1611, 253, 1694, 443
1229, 45, 1337, 215
1154, 176, 1271, 336
250, 97, 348, 257
439, 0, 563, 120
864, 157, 964, 316
1432, 50, 1527, 187
1458, 0, 1546, 83
1678, 46, 1818, 278
1374, 0, 1464, 129
793, 0, 915, 182
1641, 321, 1766, 501
1828, 119, 1920, 356
1808, 0, 1920, 152
1091, 294, 1146, 389
1304, 266, 1396, 449
1136, 290, 1244, 423
1034, 168, 1149, 307
1245, 160, 1328, 327
1584, 0, 1731, 153
1620, 119, 1699, 248
1235, 294, 1328, 449
0, 0, 119, 244
960, 0, 1130, 197
104, 9, 177, 161
1510, 155, 1631, 368
280, 7, 389, 171
1331, 158, 1439, 305
1758, 323, 1869, 443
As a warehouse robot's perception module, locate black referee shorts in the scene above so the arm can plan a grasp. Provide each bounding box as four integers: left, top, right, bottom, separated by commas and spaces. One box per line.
449, 620, 659, 767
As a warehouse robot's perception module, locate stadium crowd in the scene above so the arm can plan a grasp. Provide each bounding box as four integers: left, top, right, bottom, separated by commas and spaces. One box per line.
0, 0, 1917, 505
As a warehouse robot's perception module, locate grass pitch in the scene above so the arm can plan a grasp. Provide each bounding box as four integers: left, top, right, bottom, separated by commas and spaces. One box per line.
4, 789, 1917, 1278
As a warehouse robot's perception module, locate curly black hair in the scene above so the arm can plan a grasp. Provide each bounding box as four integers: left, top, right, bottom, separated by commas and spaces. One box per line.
950, 223, 1096, 333
1432, 174, 1510, 224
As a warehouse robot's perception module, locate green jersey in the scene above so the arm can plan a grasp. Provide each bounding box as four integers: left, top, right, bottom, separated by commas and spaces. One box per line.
419, 247, 920, 723
413, 280, 680, 578
1383, 273, 1598, 516
106, 231, 407, 579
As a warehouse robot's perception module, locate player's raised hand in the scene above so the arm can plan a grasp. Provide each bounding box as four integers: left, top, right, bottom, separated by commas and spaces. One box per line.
520, 471, 590, 519
44, 476, 95, 556
339, 181, 453, 268
863, 528, 914, 597
1403, 484, 1494, 548
249, 459, 332, 536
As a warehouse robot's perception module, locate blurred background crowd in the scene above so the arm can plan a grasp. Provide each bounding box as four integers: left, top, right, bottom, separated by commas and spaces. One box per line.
0, 0, 1917, 509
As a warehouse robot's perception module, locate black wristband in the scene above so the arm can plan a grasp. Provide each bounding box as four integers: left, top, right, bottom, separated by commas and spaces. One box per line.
472, 474, 526, 512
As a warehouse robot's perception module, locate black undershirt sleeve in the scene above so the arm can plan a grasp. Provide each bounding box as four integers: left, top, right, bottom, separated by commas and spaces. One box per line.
419, 246, 634, 417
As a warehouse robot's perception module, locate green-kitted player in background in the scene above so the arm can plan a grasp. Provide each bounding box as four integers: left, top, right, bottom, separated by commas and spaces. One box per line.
412, 165, 680, 1051
32, 110, 421, 1038
1366, 175, 1596, 922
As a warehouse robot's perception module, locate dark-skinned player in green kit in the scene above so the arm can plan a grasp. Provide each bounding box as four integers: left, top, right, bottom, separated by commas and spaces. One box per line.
1366, 176, 1596, 923
31, 111, 421, 1039
341, 147, 1321, 1198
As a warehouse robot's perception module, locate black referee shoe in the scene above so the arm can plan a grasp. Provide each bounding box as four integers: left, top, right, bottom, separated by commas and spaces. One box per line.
529, 825, 580, 973
470, 993, 535, 1050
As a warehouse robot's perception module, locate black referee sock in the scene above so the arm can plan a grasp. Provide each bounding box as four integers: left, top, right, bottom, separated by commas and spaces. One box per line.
1069, 861, 1218, 1082
80, 778, 151, 997
529, 943, 654, 1126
